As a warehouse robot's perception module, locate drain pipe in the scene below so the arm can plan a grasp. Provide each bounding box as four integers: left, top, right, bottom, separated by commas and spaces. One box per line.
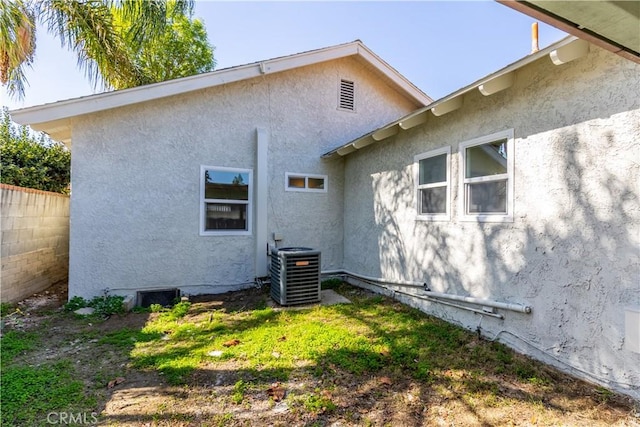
322, 269, 532, 314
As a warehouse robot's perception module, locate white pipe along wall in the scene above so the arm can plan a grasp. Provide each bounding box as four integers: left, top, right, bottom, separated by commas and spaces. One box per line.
321, 269, 533, 314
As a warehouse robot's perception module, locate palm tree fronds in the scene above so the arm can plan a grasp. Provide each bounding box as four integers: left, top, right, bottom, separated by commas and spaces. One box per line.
0, 0, 36, 98
2, 0, 201, 99
40, 0, 146, 91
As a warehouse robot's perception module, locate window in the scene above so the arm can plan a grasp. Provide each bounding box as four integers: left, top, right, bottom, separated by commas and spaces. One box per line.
415, 146, 450, 220
200, 166, 252, 235
285, 173, 327, 193
459, 129, 514, 222
339, 79, 355, 111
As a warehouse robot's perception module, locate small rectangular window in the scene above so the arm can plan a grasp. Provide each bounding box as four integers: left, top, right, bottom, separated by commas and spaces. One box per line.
285, 173, 327, 193
414, 146, 450, 221
200, 166, 252, 235
459, 129, 514, 222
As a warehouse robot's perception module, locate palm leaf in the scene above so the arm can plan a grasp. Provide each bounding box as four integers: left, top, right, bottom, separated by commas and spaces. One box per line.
0, 0, 36, 98
2, 0, 196, 98
40, 0, 146, 91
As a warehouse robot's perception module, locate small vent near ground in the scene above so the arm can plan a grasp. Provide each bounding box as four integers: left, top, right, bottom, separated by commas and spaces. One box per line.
137, 288, 180, 308
339, 79, 355, 110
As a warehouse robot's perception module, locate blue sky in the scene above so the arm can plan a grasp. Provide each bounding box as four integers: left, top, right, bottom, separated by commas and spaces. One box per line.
1, 1, 567, 111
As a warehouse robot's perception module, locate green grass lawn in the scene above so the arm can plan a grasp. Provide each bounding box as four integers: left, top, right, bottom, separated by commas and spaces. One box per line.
1, 281, 634, 426
127, 294, 498, 386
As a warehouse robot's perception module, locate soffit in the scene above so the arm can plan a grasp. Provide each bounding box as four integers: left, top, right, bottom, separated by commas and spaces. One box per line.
498, 0, 640, 63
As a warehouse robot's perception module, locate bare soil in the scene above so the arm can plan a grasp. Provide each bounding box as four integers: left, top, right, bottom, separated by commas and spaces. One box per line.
3, 282, 639, 427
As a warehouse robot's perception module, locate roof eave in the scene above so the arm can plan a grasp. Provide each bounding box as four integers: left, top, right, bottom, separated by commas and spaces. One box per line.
497, 0, 640, 64
9, 40, 431, 142
322, 36, 584, 159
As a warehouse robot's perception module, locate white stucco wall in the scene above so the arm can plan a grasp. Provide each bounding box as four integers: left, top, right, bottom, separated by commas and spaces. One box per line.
69, 56, 417, 300
342, 46, 640, 398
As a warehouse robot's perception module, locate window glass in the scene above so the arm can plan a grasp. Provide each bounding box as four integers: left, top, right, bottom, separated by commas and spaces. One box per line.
204, 170, 249, 200
419, 154, 446, 185
459, 130, 513, 221
466, 181, 507, 213
308, 178, 325, 189
201, 166, 252, 234
465, 140, 507, 178
285, 173, 327, 192
205, 203, 247, 230
415, 147, 450, 219
420, 187, 447, 214
288, 176, 305, 188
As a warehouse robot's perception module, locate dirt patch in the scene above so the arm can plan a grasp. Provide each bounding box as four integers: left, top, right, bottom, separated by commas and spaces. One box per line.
2, 280, 68, 332
2, 283, 639, 427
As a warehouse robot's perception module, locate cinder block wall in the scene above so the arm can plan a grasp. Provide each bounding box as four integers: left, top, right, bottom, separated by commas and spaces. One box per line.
1, 184, 69, 303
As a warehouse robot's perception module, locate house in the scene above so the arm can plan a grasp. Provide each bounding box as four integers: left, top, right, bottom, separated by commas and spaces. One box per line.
323, 36, 639, 399
9, 24, 639, 400
8, 40, 430, 300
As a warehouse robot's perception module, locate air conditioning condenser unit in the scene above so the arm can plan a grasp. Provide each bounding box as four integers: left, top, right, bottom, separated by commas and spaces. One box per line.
270, 247, 321, 306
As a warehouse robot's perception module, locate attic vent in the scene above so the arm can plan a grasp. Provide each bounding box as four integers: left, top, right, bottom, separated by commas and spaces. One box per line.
339, 79, 355, 110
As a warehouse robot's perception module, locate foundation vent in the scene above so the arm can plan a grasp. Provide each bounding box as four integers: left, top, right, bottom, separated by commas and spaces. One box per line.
270, 247, 321, 305
137, 288, 180, 308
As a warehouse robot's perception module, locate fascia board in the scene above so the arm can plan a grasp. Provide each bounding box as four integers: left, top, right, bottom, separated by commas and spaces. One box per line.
356, 44, 433, 106
497, 0, 640, 64
259, 43, 360, 74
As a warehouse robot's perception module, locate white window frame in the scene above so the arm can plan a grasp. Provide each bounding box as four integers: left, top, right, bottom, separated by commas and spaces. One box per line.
458, 129, 514, 223
285, 172, 328, 193
200, 165, 253, 236
414, 146, 451, 221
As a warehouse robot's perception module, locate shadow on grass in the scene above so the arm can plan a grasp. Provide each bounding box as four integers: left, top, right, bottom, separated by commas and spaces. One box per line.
89, 285, 636, 426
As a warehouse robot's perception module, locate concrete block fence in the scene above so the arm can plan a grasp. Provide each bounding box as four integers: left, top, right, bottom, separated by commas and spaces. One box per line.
1, 184, 69, 303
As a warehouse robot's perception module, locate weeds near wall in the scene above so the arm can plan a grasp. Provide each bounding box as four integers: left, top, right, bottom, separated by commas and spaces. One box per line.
64, 295, 125, 317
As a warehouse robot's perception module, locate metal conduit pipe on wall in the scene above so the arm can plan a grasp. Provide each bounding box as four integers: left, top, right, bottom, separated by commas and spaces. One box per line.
393, 288, 505, 319
321, 269, 532, 314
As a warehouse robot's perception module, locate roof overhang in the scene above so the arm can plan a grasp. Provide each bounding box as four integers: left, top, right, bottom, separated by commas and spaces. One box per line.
497, 0, 640, 64
9, 41, 431, 146
323, 36, 589, 159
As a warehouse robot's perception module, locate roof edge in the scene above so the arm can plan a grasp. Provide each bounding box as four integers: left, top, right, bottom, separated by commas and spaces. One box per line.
356, 43, 432, 106
10, 40, 430, 136
322, 35, 582, 159
497, 0, 640, 64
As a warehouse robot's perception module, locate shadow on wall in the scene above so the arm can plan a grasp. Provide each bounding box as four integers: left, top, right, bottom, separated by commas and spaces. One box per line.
370, 127, 640, 395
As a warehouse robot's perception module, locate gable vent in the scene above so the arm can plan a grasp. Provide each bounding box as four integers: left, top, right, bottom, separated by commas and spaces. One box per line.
339, 79, 355, 110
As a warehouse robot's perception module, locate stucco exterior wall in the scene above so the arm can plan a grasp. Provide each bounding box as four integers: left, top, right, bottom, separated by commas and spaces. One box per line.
69, 56, 417, 300
1, 185, 69, 302
341, 46, 640, 398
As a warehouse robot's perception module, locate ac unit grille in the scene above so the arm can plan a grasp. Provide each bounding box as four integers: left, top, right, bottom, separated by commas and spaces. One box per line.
270, 247, 321, 305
